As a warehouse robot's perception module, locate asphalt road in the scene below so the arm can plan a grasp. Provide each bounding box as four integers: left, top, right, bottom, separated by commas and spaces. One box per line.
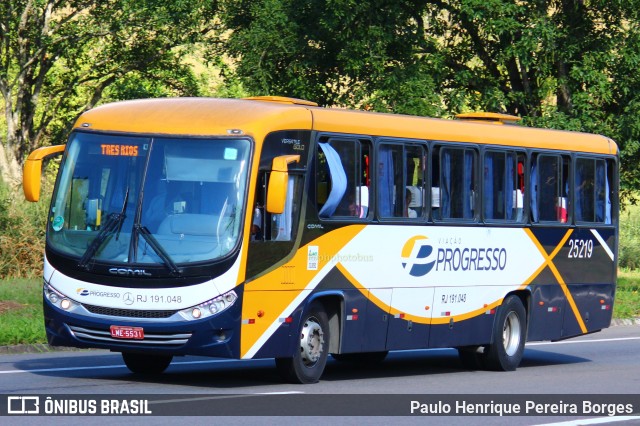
1, 324, 639, 426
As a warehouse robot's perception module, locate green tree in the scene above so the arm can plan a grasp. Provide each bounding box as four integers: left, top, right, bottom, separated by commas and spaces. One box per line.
219, 0, 640, 199
218, 0, 443, 116
0, 0, 219, 185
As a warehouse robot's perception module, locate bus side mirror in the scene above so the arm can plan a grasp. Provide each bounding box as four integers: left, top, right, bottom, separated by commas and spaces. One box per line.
266, 155, 300, 214
23, 145, 66, 202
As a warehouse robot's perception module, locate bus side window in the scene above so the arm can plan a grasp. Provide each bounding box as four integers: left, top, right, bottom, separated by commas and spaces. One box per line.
533, 154, 570, 223
517, 157, 525, 221
483, 150, 524, 222
252, 171, 301, 242
436, 146, 476, 220
575, 157, 612, 224
316, 138, 370, 219
378, 142, 426, 219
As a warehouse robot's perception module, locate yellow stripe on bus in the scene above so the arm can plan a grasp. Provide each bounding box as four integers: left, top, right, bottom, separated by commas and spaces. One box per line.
524, 228, 588, 334
240, 225, 366, 358
335, 262, 504, 326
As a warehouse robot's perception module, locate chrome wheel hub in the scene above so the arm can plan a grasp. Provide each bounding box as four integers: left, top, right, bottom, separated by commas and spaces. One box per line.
300, 316, 324, 367
503, 311, 521, 356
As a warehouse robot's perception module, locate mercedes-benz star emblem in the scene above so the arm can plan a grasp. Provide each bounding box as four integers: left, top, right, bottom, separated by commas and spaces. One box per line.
123, 292, 134, 306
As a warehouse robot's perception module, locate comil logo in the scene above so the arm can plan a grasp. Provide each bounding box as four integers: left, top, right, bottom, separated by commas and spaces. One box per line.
401, 236, 436, 277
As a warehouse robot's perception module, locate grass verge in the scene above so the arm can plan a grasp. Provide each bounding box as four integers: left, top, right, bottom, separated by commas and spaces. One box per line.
615, 269, 640, 319
0, 279, 45, 345
1, 274, 639, 348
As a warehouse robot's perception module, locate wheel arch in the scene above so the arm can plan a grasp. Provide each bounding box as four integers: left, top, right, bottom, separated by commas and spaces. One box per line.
492, 289, 531, 343
306, 292, 343, 354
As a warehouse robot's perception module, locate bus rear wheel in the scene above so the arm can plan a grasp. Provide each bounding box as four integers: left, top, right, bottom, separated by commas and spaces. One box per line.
122, 352, 173, 374
276, 302, 330, 384
484, 295, 527, 371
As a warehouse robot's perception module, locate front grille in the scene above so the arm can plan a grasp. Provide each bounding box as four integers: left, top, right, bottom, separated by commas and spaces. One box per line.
82, 303, 178, 319
68, 325, 191, 346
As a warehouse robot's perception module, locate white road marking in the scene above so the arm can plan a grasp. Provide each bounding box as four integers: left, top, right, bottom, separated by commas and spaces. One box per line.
535, 416, 640, 426
527, 337, 640, 346
0, 336, 638, 375
0, 357, 259, 375
148, 391, 304, 405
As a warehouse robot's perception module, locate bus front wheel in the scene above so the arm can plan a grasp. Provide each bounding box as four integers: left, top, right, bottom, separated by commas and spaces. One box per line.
275, 302, 330, 384
484, 295, 527, 371
122, 352, 173, 375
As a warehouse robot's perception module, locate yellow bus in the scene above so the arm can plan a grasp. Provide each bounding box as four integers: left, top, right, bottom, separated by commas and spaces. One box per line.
23, 96, 618, 383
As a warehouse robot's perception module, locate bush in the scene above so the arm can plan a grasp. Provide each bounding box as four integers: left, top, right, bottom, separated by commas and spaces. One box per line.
619, 204, 640, 270
0, 181, 49, 278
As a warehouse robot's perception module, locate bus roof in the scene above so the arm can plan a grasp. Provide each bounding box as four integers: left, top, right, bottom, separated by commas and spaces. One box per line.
74, 97, 313, 139
74, 97, 618, 155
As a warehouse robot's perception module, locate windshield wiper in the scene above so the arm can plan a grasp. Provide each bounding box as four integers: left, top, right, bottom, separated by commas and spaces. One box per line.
135, 225, 181, 276
78, 212, 125, 270
78, 187, 129, 270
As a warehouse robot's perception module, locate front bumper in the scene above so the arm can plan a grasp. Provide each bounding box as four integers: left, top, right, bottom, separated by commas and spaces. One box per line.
43, 295, 242, 358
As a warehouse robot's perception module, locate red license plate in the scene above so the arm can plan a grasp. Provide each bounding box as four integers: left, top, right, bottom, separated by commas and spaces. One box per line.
110, 325, 144, 340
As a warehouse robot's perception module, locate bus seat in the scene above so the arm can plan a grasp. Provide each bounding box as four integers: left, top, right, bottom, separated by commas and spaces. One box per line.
357, 186, 369, 217
406, 186, 422, 216
513, 189, 524, 221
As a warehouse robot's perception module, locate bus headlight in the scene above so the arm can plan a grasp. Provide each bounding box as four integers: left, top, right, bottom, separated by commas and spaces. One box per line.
179, 290, 238, 321
44, 283, 79, 311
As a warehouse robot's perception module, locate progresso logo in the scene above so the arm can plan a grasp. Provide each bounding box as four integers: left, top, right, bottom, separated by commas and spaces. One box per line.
75, 288, 121, 298
401, 235, 509, 276
401, 236, 436, 277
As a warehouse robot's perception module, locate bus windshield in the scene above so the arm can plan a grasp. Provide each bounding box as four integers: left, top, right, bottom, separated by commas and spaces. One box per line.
48, 132, 250, 267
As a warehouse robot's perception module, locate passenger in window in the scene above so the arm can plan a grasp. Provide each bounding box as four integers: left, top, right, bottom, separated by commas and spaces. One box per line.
405, 188, 417, 218
346, 195, 364, 217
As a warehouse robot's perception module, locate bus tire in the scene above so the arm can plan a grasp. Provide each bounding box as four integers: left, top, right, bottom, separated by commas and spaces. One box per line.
484, 295, 526, 371
122, 352, 173, 374
275, 302, 330, 384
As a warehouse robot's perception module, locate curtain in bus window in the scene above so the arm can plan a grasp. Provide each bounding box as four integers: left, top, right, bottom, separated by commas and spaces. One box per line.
483, 152, 515, 221
575, 158, 609, 224
378, 145, 394, 217
318, 143, 347, 217
539, 158, 554, 221
530, 162, 538, 222
463, 150, 474, 218
441, 150, 451, 218
575, 162, 583, 221
484, 153, 494, 219
605, 163, 611, 224
575, 159, 590, 222
595, 160, 609, 223
506, 153, 515, 218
